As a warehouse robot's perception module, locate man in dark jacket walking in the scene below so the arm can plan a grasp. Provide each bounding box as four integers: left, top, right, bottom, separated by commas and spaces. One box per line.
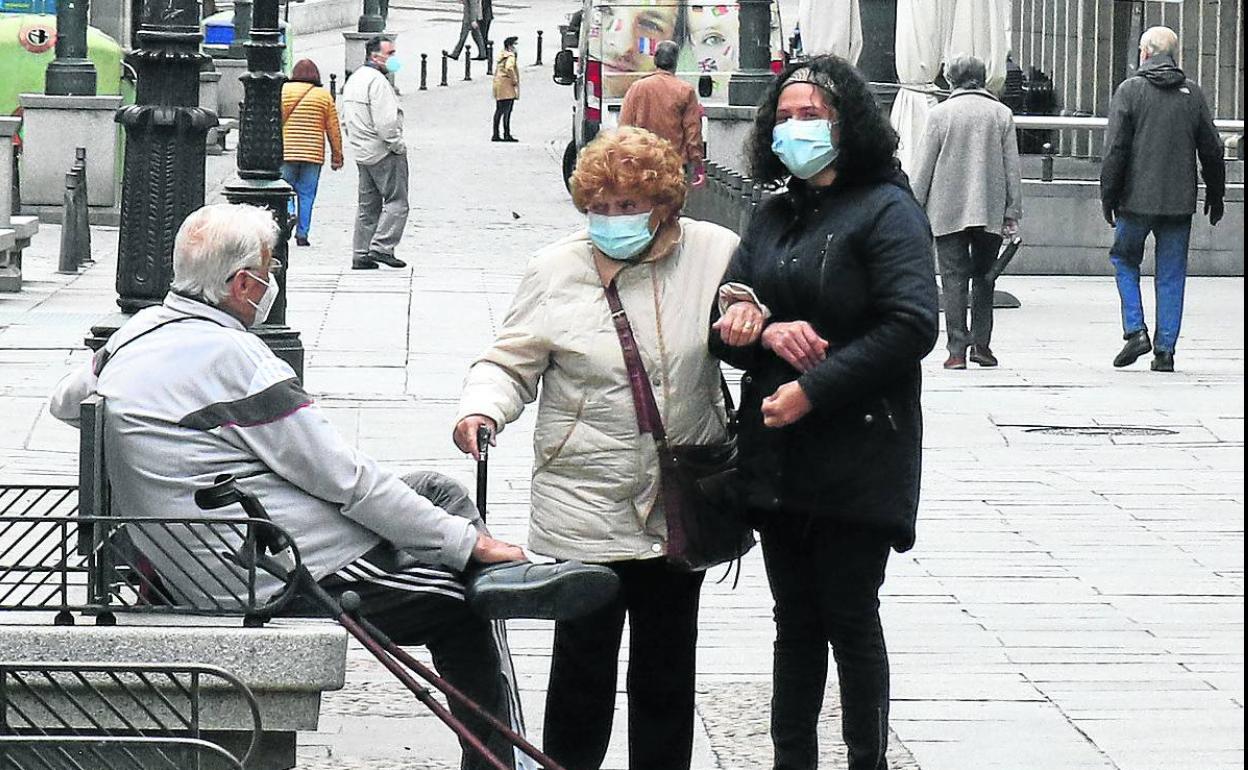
1100, 25, 1225, 372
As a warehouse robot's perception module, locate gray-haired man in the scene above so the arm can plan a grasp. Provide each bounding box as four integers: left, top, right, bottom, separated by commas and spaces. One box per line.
49, 203, 618, 770
1101, 26, 1225, 372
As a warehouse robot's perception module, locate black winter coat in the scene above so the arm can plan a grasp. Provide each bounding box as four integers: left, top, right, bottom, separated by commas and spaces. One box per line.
1100, 54, 1226, 217
710, 170, 939, 551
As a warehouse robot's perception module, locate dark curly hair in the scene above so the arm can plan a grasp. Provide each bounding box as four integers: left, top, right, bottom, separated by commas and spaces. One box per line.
746, 55, 899, 187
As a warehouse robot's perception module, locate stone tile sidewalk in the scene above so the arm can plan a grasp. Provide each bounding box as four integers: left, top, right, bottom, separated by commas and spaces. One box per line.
1, 0, 1242, 766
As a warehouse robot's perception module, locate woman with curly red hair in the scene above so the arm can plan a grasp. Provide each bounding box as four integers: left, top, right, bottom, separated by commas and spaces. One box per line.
453, 127, 764, 770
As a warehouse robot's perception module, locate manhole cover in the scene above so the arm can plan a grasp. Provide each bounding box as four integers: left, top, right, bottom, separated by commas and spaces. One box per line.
1023, 425, 1178, 437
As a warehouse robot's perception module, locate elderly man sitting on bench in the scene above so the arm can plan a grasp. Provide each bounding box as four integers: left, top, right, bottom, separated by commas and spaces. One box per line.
49, 202, 616, 770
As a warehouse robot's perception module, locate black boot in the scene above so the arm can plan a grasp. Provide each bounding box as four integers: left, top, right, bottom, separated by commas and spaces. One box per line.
969, 345, 999, 367
1151, 351, 1175, 372
1113, 329, 1152, 368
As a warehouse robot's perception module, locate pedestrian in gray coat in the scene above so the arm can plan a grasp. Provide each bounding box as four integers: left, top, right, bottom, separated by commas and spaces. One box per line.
911, 53, 1022, 370
1100, 25, 1225, 373
445, 0, 488, 61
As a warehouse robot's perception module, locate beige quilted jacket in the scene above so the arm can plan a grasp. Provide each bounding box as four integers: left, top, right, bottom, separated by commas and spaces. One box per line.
457, 218, 740, 562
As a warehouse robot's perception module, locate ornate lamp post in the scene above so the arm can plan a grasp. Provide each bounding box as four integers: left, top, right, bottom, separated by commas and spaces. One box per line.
45, 0, 97, 95
358, 0, 384, 33
728, 0, 773, 107
225, 0, 305, 377
344, 0, 393, 85
111, 0, 217, 315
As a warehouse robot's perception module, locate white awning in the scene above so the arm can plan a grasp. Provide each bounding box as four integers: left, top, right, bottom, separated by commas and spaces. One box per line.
798, 0, 862, 64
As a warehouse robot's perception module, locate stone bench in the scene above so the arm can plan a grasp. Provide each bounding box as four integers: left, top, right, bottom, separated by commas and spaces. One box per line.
1, 116, 40, 293
0, 623, 347, 769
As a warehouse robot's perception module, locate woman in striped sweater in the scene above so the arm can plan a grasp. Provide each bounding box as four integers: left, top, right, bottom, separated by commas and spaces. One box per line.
281, 59, 344, 247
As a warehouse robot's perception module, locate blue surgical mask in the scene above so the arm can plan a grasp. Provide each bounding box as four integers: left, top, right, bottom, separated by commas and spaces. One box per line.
587, 211, 655, 262
385, 55, 403, 74
771, 118, 839, 180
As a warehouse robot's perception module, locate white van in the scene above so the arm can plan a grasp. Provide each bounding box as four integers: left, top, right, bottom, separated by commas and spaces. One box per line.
553, 0, 787, 184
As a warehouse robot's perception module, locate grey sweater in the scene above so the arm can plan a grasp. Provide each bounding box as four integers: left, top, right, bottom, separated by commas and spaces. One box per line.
911, 89, 1022, 238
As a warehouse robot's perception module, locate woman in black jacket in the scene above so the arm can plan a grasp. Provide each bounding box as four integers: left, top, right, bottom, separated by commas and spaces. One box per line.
710, 55, 939, 770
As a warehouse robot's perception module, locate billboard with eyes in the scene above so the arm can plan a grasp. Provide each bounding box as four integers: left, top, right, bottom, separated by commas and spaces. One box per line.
586, 1, 783, 100
553, 0, 786, 188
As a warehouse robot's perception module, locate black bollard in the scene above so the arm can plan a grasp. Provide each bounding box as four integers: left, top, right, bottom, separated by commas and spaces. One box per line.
486, 41, 494, 76
535, 30, 543, 66
58, 171, 82, 273
329, 73, 338, 100
1041, 142, 1054, 182
464, 45, 473, 81
440, 51, 449, 87
419, 53, 428, 90
73, 146, 93, 263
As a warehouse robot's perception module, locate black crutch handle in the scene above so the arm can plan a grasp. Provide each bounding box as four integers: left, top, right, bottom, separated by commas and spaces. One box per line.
195, 473, 291, 553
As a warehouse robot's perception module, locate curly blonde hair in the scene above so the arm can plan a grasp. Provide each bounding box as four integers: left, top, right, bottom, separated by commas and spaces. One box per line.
570, 127, 687, 215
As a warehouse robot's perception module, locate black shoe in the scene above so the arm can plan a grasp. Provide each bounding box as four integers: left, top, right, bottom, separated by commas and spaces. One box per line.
491, 135, 503, 142
443, 49, 460, 60
969, 345, 999, 367
295, 236, 310, 247
351, 258, 378, 270
1113, 329, 1152, 368
1151, 351, 1175, 372
368, 251, 407, 268
502, 136, 518, 143
466, 561, 620, 621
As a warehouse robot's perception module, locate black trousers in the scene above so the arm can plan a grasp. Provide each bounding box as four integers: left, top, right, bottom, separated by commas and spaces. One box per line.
493, 99, 515, 139
936, 227, 1002, 355
760, 515, 892, 770
542, 558, 705, 770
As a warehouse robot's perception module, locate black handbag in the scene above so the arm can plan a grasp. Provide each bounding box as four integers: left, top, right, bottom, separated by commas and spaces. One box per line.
605, 279, 756, 572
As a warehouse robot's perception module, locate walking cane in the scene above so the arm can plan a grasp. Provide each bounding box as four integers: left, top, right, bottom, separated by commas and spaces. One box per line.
477, 424, 492, 519
194, 475, 569, 770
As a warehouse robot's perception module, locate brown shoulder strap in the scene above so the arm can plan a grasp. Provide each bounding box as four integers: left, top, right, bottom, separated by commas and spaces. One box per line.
604, 279, 667, 443
605, 279, 736, 442
282, 84, 316, 122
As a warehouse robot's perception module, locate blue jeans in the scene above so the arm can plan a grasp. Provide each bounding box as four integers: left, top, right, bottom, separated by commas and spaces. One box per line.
281, 161, 322, 238
1109, 213, 1192, 353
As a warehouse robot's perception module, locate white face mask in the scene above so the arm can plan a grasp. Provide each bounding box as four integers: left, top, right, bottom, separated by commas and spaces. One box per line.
243, 269, 279, 326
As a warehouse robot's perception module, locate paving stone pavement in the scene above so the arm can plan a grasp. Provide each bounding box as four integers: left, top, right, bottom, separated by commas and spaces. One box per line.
0, 1, 1243, 767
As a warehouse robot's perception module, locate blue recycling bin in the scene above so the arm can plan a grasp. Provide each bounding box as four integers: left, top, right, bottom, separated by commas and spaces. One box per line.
202, 10, 294, 73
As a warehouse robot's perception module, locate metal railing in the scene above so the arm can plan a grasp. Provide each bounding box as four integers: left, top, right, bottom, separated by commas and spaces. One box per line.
0, 487, 303, 622
683, 162, 772, 236
0, 737, 244, 770
0, 662, 260, 770
1013, 115, 1245, 159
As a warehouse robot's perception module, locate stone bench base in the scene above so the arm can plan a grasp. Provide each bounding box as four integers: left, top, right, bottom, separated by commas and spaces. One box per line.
0, 619, 347, 770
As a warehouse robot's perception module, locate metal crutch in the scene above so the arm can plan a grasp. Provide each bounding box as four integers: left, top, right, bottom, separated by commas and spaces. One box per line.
194, 475, 569, 770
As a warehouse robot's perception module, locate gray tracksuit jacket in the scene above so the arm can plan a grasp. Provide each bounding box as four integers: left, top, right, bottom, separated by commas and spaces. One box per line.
50, 293, 477, 603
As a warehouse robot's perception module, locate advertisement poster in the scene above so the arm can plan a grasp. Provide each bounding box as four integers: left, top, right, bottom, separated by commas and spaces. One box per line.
588, 1, 783, 100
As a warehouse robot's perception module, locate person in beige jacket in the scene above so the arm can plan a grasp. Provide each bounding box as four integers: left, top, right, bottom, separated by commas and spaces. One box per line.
491, 36, 520, 142
453, 127, 763, 770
